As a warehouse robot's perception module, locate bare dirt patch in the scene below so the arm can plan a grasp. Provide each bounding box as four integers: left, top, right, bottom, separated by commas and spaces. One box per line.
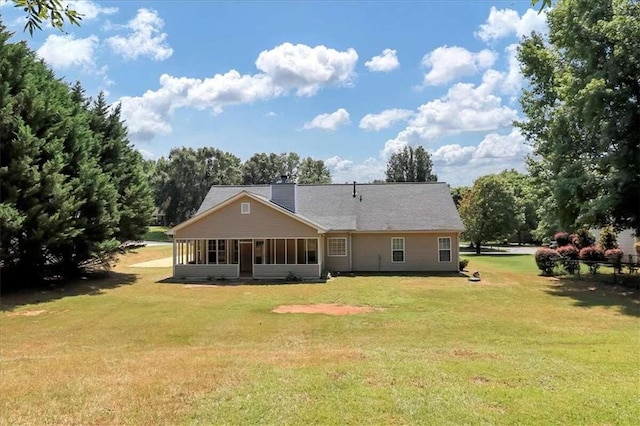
272, 303, 381, 315
8, 310, 46, 317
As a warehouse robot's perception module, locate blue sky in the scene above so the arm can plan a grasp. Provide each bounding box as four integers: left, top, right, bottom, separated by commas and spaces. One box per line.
0, 0, 548, 186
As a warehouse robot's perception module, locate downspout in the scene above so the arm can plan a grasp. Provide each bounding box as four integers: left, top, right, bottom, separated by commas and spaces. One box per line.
172, 232, 176, 278
349, 232, 353, 272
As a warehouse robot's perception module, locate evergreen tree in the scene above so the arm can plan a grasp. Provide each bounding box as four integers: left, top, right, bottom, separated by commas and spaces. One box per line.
0, 25, 119, 281
86, 92, 154, 241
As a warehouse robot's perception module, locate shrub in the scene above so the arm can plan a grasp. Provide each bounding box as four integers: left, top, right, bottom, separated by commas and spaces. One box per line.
579, 246, 605, 274
554, 232, 571, 247
598, 225, 618, 251
635, 241, 640, 257
557, 245, 579, 274
605, 248, 624, 273
575, 228, 595, 249
569, 233, 579, 246
285, 271, 302, 282
535, 248, 559, 276
459, 259, 469, 271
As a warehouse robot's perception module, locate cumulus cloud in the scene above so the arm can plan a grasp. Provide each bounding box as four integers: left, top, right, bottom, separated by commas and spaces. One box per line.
359, 109, 413, 131
501, 43, 523, 96
476, 7, 548, 42
432, 129, 532, 185
255, 42, 358, 96
382, 69, 519, 156
66, 0, 118, 20
364, 49, 400, 72
137, 148, 155, 160
303, 108, 350, 131
118, 43, 358, 140
107, 8, 173, 61
421, 46, 497, 86
37, 34, 99, 69
325, 156, 385, 183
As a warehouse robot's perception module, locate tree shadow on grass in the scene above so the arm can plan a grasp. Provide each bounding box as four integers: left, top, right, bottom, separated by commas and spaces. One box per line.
545, 276, 640, 317
0, 271, 137, 312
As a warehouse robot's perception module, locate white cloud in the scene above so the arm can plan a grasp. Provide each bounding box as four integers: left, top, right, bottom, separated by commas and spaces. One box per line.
476, 7, 548, 42
265, 111, 278, 117
364, 49, 400, 72
137, 148, 155, 160
502, 44, 523, 96
359, 109, 413, 131
65, 1, 118, 20
37, 34, 99, 69
326, 156, 385, 183
119, 43, 358, 140
303, 108, 350, 131
255, 42, 358, 96
421, 46, 497, 86
432, 144, 476, 166
432, 129, 532, 185
325, 155, 354, 171
106, 8, 173, 61
383, 70, 518, 153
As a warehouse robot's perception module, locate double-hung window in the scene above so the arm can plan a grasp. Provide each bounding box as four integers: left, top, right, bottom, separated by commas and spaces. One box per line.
391, 237, 405, 263
438, 237, 452, 262
327, 238, 347, 257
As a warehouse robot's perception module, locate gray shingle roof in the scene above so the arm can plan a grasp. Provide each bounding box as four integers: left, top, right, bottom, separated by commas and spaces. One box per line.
195, 182, 464, 232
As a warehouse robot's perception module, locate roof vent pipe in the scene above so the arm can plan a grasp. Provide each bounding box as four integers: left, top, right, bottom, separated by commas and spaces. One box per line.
352, 181, 357, 198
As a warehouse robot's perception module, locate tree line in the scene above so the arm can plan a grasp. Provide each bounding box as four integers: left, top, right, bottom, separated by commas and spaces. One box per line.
146, 145, 439, 225
145, 150, 331, 225
0, 24, 153, 286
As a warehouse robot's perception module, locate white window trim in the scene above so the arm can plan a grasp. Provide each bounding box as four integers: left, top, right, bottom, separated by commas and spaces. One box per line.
438, 237, 452, 263
391, 237, 405, 263
327, 237, 347, 257
241, 202, 250, 214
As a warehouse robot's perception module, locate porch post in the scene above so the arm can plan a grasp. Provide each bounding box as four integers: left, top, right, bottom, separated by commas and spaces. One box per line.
172, 235, 176, 278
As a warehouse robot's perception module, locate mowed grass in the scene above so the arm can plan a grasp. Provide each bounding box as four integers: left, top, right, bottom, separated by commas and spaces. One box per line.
1, 249, 638, 425
143, 225, 172, 242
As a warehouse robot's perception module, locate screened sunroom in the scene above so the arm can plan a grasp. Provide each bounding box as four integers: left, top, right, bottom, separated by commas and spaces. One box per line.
173, 237, 321, 279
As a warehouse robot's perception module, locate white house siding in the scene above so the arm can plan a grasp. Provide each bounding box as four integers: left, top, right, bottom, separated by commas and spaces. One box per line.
253, 264, 320, 279
174, 264, 238, 279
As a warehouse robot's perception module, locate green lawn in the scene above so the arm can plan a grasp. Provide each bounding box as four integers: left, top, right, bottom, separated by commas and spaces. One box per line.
1, 248, 638, 424
143, 225, 172, 242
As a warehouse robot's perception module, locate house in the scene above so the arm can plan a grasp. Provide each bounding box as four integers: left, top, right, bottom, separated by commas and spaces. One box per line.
590, 227, 639, 263
167, 179, 464, 280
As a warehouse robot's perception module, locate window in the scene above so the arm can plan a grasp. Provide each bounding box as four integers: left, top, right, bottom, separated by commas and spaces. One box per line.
438, 237, 451, 262
254, 240, 264, 264
391, 237, 405, 263
307, 239, 318, 264
327, 238, 347, 256
207, 240, 217, 264
241, 202, 250, 214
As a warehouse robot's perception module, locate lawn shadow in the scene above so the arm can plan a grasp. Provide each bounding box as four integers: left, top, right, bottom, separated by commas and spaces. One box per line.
0, 271, 137, 312
156, 277, 328, 286
461, 253, 532, 258
545, 276, 640, 317
334, 271, 468, 278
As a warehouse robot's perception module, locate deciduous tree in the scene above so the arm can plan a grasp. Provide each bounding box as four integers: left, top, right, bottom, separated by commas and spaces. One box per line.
459, 175, 519, 254
385, 146, 437, 182
517, 0, 640, 237
298, 157, 331, 184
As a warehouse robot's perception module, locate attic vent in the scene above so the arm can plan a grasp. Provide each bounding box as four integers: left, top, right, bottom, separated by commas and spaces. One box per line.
241, 202, 250, 214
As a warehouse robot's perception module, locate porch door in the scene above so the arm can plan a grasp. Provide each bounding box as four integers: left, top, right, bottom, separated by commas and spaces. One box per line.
239, 241, 253, 275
